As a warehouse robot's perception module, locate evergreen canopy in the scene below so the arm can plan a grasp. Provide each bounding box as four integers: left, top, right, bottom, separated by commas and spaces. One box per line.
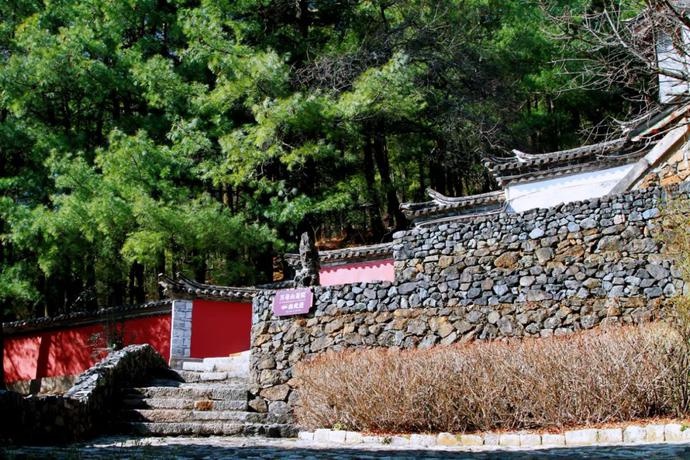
0, 0, 638, 319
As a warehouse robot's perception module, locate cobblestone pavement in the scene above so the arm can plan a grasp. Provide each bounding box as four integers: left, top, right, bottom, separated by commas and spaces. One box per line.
3, 436, 690, 459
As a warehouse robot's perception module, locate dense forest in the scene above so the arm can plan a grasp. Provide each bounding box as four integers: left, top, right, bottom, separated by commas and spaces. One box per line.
0, 0, 653, 320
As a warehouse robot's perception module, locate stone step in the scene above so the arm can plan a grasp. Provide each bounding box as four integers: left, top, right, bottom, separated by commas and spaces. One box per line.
132, 377, 248, 389
122, 421, 297, 438
125, 385, 248, 401
204, 352, 250, 376
176, 370, 244, 383
124, 421, 246, 436
170, 357, 202, 370
181, 361, 216, 372
180, 353, 250, 378
122, 409, 265, 423
122, 397, 248, 411
142, 378, 187, 387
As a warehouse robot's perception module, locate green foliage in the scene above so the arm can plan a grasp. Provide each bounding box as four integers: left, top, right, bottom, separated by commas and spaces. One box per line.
0, 0, 634, 319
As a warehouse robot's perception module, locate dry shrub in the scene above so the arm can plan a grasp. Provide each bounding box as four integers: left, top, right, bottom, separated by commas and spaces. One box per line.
660, 196, 690, 338
294, 323, 689, 433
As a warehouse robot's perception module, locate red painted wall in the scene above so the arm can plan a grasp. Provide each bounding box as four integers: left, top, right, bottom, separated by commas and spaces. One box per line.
190, 300, 252, 358
3, 314, 171, 384
319, 259, 395, 286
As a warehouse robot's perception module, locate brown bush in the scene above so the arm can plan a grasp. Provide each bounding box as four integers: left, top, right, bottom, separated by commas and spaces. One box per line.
294, 323, 689, 433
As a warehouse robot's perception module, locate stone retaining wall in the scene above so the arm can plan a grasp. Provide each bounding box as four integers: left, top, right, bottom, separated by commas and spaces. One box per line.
0, 344, 168, 444
249, 186, 687, 422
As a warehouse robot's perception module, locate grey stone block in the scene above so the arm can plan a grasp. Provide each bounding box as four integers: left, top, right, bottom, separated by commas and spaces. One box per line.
597, 428, 622, 444
519, 433, 541, 447
645, 424, 665, 443
313, 429, 331, 442
541, 433, 565, 446
499, 433, 521, 447
565, 429, 598, 446
623, 425, 646, 443
459, 434, 483, 446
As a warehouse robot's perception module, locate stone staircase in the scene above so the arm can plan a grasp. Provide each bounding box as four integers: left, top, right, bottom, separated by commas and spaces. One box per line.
117, 353, 293, 437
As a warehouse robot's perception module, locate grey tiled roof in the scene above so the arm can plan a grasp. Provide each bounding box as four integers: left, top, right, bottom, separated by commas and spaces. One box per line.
485, 103, 690, 187
3, 300, 172, 335
484, 138, 649, 187
284, 242, 394, 267
400, 189, 505, 221
158, 273, 258, 301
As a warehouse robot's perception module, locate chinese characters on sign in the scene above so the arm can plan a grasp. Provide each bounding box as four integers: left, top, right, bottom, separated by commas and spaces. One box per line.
272, 288, 314, 317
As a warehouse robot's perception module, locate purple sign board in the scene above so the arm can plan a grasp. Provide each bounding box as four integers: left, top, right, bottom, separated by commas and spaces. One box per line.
272, 288, 314, 317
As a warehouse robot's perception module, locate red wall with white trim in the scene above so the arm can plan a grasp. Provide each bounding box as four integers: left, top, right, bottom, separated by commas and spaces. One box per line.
190, 300, 252, 358
3, 314, 171, 384
319, 259, 395, 286
3, 263, 394, 383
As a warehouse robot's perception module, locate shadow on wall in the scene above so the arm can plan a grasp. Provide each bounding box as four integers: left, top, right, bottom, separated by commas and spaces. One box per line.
3, 315, 171, 390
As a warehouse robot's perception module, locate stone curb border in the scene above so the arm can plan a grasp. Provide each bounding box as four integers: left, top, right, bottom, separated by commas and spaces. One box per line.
298, 422, 690, 449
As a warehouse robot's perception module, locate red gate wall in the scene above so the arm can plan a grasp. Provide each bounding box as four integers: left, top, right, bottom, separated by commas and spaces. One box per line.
3, 314, 171, 384
190, 300, 252, 358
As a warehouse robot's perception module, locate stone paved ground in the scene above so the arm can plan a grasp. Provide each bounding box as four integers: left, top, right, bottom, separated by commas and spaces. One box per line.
3, 436, 690, 459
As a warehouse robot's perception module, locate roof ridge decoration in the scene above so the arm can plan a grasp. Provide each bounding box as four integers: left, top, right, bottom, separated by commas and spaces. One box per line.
507, 138, 627, 167
425, 188, 505, 206
158, 273, 258, 301
400, 188, 506, 222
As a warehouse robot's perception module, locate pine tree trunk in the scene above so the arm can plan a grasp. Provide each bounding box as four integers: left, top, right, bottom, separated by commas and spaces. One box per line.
128, 262, 146, 304
417, 156, 426, 202
109, 279, 125, 308
372, 129, 407, 230
429, 137, 448, 195
194, 256, 206, 284
363, 131, 386, 240
157, 253, 166, 299
256, 244, 274, 284
134, 262, 145, 304
85, 255, 97, 311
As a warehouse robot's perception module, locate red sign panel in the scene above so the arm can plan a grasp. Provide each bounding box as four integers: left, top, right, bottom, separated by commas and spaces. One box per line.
272, 288, 314, 317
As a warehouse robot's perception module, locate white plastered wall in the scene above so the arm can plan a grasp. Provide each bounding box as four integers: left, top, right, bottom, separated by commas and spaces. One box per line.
506, 164, 635, 213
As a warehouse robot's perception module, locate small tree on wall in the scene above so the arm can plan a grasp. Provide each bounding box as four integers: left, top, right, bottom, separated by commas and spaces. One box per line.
545, 0, 690, 137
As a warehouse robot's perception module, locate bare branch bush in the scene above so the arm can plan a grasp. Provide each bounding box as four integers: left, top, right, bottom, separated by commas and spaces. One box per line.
659, 195, 690, 409
295, 322, 688, 433
545, 0, 690, 138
